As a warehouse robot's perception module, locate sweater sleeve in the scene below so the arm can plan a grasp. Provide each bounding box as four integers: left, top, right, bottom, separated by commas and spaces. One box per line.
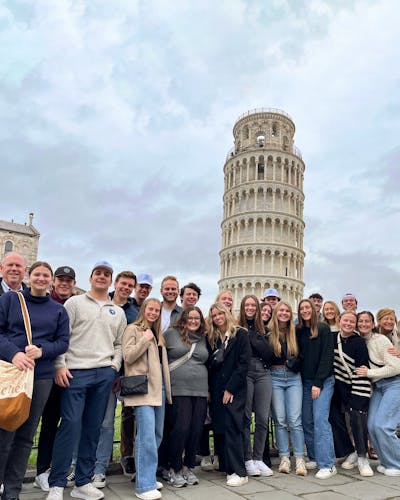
122, 325, 152, 366
313, 323, 334, 388
367, 336, 400, 381
39, 307, 70, 360
0, 293, 21, 362
111, 312, 126, 371
225, 329, 250, 395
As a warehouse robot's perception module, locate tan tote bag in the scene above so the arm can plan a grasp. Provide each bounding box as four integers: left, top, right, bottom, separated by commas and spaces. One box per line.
0, 292, 34, 432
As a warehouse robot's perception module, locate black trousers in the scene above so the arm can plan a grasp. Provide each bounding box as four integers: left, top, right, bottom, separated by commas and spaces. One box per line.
36, 382, 62, 474
330, 398, 368, 458
168, 396, 207, 471
120, 404, 135, 458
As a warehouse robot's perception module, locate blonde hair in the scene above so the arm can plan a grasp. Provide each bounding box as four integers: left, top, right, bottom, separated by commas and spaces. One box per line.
322, 300, 340, 329
134, 298, 165, 346
207, 302, 237, 348
215, 290, 233, 311
268, 301, 298, 357
376, 307, 398, 338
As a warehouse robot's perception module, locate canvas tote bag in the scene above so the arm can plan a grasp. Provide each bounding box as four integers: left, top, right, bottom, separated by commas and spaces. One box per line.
0, 292, 34, 432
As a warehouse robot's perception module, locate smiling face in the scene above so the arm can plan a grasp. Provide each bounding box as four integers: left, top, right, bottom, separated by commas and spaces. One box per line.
54, 276, 75, 300
186, 309, 202, 332
0, 252, 26, 290
323, 303, 336, 323
90, 268, 112, 292
161, 279, 179, 305
181, 287, 199, 308
217, 291, 233, 311
342, 296, 357, 311
144, 300, 161, 326
378, 313, 396, 334
261, 303, 272, 322
29, 265, 53, 296
276, 303, 292, 326
244, 297, 257, 320
299, 300, 313, 323
211, 307, 227, 332
114, 276, 136, 303
340, 312, 357, 336
357, 312, 374, 336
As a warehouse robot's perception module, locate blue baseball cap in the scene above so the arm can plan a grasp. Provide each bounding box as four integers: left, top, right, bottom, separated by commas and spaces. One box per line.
137, 273, 153, 286
92, 261, 113, 274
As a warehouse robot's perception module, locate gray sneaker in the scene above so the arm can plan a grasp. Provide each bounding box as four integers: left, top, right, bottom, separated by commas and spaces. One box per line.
183, 468, 199, 485
168, 470, 187, 487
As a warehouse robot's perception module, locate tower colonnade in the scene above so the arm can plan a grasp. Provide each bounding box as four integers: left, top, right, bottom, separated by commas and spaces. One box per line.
219, 108, 306, 310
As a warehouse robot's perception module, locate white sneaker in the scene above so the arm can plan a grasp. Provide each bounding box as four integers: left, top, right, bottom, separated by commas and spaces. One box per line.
305, 460, 317, 470
245, 460, 260, 476
377, 465, 386, 474
91, 473, 106, 489
46, 486, 64, 500
200, 455, 214, 471
315, 466, 337, 479
341, 451, 358, 470
254, 460, 274, 476
71, 482, 104, 499
135, 490, 162, 500
384, 468, 400, 476
226, 473, 248, 487
156, 481, 163, 490
358, 457, 373, 477
34, 469, 50, 491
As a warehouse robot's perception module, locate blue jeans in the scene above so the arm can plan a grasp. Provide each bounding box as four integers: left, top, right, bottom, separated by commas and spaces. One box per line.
368, 376, 400, 470
94, 389, 118, 474
135, 391, 165, 494
49, 367, 116, 487
302, 376, 335, 468
271, 367, 304, 458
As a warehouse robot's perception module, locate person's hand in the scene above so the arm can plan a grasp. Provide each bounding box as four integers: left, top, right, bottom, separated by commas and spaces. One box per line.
223, 390, 234, 404
11, 351, 35, 371
55, 367, 73, 387
143, 328, 154, 341
311, 386, 320, 400
388, 346, 400, 358
25, 344, 43, 360
112, 376, 122, 393
356, 365, 368, 377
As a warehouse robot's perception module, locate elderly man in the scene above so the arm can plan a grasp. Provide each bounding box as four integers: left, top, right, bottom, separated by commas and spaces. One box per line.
0, 252, 27, 295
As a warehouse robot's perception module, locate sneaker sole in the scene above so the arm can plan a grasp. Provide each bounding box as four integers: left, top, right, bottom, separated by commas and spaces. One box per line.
92, 482, 106, 489
341, 462, 356, 470
71, 489, 104, 499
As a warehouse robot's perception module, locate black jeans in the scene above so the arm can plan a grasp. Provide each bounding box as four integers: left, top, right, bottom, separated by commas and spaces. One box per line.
330, 399, 368, 458
168, 396, 207, 471
0, 378, 52, 499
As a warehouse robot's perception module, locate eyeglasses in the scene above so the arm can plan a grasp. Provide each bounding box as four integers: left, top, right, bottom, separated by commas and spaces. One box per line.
187, 317, 201, 322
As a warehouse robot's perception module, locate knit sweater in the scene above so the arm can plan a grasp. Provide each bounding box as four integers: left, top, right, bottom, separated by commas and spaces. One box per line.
0, 289, 70, 379
164, 327, 209, 397
333, 332, 372, 411
364, 332, 400, 382
55, 292, 126, 371
296, 322, 334, 388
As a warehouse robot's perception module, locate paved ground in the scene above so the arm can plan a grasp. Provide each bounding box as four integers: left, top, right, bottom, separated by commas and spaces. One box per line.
20, 458, 400, 500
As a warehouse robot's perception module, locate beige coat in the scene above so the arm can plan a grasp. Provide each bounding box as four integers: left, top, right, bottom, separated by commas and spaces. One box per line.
122, 324, 171, 406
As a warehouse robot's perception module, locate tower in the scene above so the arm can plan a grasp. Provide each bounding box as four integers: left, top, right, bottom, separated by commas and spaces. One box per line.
218, 108, 305, 309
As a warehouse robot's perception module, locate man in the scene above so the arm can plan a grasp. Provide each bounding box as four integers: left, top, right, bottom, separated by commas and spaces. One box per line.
34, 266, 77, 493
92, 271, 137, 489
342, 293, 358, 312
0, 251, 27, 295
262, 288, 281, 310
180, 282, 201, 309
131, 273, 153, 316
47, 261, 127, 500
50, 266, 76, 304
309, 293, 323, 318
160, 275, 182, 334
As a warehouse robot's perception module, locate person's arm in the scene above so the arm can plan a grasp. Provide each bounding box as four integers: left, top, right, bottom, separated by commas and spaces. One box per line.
122, 325, 153, 365
111, 313, 127, 371
313, 323, 334, 388
225, 329, 251, 396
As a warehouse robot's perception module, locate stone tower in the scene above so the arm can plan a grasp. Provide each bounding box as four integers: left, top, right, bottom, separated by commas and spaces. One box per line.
219, 108, 305, 309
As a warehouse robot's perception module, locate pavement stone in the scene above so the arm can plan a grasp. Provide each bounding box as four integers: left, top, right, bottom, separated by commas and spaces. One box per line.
18, 459, 400, 500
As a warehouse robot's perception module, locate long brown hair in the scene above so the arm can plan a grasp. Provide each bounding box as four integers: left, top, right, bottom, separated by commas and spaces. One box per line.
298, 299, 319, 339
134, 298, 164, 346
238, 294, 265, 334
173, 306, 206, 345
268, 301, 298, 357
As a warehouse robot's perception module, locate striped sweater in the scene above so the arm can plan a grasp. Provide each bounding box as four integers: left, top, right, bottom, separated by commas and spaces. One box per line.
333, 332, 372, 411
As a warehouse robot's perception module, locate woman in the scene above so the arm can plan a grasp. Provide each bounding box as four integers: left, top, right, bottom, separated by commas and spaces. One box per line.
261, 302, 273, 330
215, 290, 234, 312
356, 311, 400, 476
0, 261, 69, 500
330, 311, 373, 477
322, 301, 340, 333
297, 299, 335, 479
376, 308, 399, 349
237, 295, 274, 477
164, 307, 209, 487
207, 302, 250, 487
268, 301, 306, 475
122, 298, 171, 500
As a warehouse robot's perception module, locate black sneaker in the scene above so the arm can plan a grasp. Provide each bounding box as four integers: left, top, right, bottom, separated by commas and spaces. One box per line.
120, 456, 135, 478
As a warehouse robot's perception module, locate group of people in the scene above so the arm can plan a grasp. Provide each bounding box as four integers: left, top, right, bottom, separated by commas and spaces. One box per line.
0, 251, 399, 500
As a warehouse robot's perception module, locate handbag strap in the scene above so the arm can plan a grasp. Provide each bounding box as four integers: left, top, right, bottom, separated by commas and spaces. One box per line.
337, 332, 352, 380
17, 292, 33, 345
169, 342, 198, 372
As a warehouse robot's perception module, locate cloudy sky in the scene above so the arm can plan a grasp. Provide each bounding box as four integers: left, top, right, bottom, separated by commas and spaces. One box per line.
1, 0, 399, 313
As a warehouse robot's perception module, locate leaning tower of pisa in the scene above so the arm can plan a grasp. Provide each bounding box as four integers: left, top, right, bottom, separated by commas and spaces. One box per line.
218, 108, 306, 310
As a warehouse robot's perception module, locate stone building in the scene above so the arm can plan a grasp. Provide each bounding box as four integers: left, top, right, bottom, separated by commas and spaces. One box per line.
0, 213, 40, 269
219, 108, 305, 309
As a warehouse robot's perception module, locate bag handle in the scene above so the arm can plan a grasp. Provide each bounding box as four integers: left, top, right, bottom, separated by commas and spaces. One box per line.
337, 332, 352, 380
17, 292, 33, 345
169, 342, 198, 372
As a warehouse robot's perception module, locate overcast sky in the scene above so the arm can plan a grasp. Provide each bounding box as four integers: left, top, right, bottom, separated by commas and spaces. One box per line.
1, 0, 399, 314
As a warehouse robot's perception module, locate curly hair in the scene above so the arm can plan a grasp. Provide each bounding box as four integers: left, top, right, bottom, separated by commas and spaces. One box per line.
172, 306, 206, 345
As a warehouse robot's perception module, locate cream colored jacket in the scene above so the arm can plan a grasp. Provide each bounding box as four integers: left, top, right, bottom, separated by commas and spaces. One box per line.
122, 324, 171, 406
